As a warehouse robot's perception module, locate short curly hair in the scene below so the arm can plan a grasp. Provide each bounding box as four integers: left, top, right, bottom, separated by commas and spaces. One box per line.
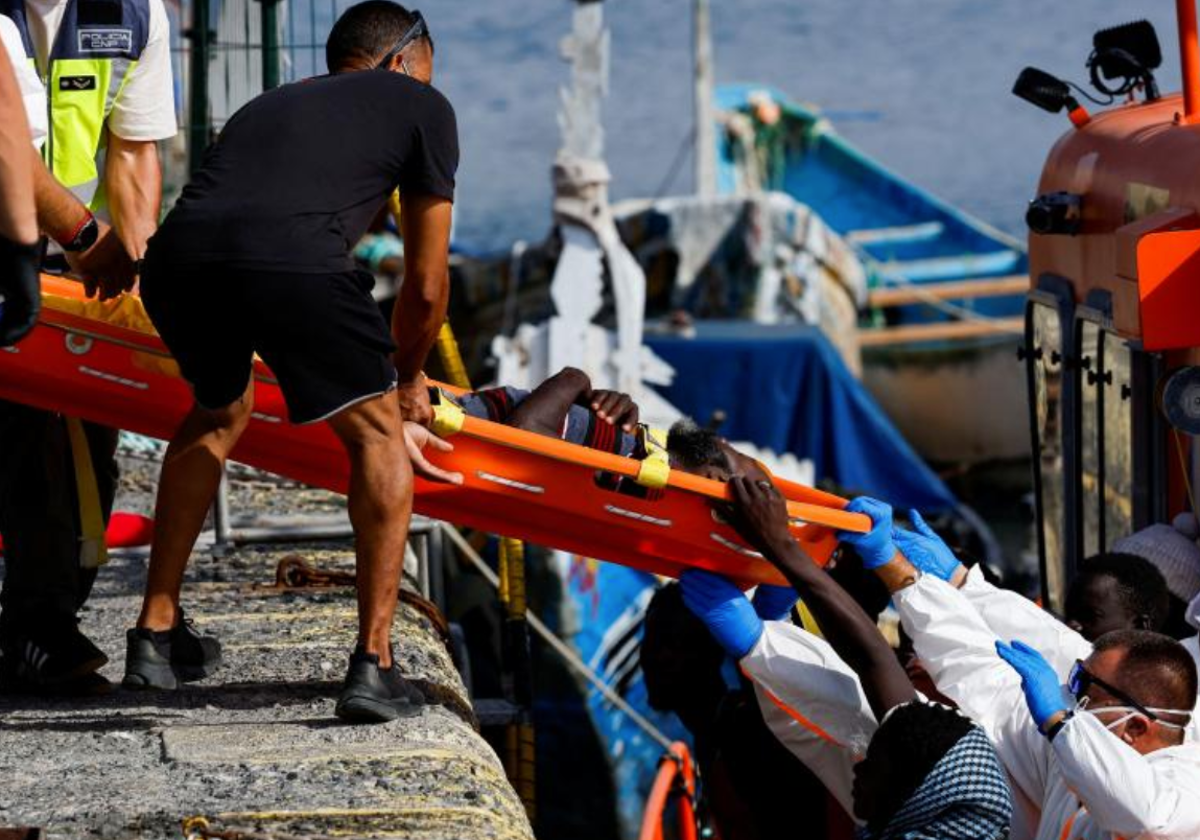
1067, 552, 1170, 631
864, 702, 975, 827
666, 419, 730, 473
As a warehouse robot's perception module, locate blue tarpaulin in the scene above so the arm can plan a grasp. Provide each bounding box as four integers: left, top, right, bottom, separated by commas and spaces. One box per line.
645, 322, 957, 512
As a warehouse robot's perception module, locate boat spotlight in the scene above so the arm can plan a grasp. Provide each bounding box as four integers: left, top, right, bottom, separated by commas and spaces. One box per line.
1089, 20, 1162, 101
1012, 67, 1090, 127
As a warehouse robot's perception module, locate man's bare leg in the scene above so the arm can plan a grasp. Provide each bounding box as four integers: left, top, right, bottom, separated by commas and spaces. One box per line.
124, 383, 252, 690
325, 392, 413, 669
137, 382, 254, 631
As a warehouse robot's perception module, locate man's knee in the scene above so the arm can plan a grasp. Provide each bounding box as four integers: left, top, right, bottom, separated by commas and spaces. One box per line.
192, 384, 255, 435
327, 394, 403, 452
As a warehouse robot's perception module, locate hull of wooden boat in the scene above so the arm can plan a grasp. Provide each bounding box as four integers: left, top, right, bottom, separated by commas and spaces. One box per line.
861, 334, 1030, 466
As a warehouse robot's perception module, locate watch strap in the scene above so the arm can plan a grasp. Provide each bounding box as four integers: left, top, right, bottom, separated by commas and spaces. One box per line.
61, 213, 98, 252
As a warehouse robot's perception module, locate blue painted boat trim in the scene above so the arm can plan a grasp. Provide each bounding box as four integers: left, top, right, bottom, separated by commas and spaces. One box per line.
715, 84, 1030, 324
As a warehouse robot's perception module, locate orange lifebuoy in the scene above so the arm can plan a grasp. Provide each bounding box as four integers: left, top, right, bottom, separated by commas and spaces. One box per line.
638, 741, 698, 840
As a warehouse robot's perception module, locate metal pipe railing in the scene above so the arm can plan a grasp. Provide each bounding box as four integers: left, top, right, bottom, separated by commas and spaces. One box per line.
1178, 0, 1200, 122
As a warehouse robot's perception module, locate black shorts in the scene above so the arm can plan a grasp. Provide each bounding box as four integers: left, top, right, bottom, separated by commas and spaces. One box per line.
141, 257, 398, 424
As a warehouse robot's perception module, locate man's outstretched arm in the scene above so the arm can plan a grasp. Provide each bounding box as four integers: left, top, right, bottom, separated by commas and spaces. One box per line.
507, 367, 639, 437
893, 511, 1093, 673
725, 478, 916, 719
32, 149, 136, 297
866, 513, 1055, 806
393, 193, 452, 426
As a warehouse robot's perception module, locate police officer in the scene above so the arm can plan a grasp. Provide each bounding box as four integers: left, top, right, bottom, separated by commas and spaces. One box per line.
0, 0, 175, 693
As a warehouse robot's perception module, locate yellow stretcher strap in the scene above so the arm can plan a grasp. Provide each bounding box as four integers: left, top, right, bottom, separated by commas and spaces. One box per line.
635, 426, 671, 489
431, 395, 466, 438
796, 600, 822, 638
388, 189, 403, 229
436, 322, 472, 391
65, 417, 108, 569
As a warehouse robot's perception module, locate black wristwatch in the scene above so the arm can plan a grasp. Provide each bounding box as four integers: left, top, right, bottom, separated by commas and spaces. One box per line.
61, 213, 99, 252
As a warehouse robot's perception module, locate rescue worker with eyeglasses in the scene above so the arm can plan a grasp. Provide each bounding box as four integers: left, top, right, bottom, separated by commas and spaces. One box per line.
843, 496, 1200, 840
0, 0, 174, 694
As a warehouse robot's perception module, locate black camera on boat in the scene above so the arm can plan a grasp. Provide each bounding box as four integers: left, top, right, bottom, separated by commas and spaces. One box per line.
1026, 192, 1082, 236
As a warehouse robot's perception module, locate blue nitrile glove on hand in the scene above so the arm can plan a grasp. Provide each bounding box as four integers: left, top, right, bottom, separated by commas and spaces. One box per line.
835, 497, 898, 569
995, 639, 1069, 730
893, 510, 962, 582
751, 585, 798, 622
679, 569, 764, 660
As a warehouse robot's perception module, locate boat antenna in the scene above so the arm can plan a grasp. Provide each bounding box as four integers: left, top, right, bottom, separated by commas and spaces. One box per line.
693, 0, 717, 197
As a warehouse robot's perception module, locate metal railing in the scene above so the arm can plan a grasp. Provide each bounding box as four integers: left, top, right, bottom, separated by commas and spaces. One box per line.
166, 0, 356, 195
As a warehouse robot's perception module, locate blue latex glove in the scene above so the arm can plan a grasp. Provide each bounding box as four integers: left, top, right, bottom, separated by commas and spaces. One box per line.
751, 585, 798, 622
679, 569, 764, 659
893, 510, 962, 582
835, 497, 898, 569
995, 639, 1069, 730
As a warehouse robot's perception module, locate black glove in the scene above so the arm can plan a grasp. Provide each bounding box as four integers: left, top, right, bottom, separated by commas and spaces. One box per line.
0, 235, 40, 347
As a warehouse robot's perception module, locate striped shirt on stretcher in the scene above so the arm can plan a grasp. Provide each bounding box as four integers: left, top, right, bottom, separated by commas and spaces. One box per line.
447, 387, 664, 499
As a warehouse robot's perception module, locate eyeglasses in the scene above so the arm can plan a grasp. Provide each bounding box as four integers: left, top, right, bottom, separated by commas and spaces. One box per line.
1068, 659, 1158, 721
374, 10, 430, 71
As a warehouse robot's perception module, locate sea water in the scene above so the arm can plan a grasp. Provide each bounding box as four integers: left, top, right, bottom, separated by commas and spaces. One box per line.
433, 0, 1180, 251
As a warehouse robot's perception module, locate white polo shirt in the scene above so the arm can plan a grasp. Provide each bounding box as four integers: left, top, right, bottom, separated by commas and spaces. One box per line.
22, 0, 177, 141
0, 14, 46, 148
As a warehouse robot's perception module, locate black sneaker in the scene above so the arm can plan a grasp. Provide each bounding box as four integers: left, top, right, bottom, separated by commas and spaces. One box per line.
122, 611, 222, 690
335, 649, 424, 723
0, 619, 108, 692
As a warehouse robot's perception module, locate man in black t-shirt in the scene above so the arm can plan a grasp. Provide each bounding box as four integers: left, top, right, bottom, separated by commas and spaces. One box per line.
125, 1, 463, 723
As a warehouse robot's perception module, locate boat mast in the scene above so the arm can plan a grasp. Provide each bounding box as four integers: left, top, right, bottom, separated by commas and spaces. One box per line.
693, 0, 717, 196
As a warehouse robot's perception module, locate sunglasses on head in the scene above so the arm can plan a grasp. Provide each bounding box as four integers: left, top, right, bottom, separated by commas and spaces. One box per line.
1068, 659, 1158, 721
374, 10, 429, 71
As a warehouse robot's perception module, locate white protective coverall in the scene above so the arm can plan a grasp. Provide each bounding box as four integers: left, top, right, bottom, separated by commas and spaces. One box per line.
896, 572, 1200, 840
954, 567, 1200, 745
739, 620, 878, 819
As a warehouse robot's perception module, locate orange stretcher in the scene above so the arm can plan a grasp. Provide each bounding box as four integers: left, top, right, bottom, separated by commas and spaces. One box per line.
0, 276, 869, 585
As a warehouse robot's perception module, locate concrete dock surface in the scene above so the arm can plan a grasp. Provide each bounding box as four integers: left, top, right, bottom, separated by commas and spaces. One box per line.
0, 451, 533, 840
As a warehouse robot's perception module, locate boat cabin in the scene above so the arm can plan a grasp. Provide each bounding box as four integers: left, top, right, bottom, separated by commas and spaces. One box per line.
1022, 3, 1200, 611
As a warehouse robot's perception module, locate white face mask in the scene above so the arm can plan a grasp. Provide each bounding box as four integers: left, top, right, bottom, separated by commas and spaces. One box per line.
1075, 696, 1193, 733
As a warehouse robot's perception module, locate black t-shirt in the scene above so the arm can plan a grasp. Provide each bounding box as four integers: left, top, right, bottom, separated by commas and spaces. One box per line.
153, 71, 458, 273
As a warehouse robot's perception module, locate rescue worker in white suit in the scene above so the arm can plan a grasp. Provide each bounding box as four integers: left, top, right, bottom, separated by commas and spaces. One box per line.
841, 497, 1200, 840
888, 512, 1200, 749
680, 475, 1013, 839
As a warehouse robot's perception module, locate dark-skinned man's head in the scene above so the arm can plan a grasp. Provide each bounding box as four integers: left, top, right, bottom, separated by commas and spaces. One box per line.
1065, 553, 1170, 641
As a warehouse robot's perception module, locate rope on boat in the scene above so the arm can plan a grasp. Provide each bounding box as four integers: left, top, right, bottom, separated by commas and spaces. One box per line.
440, 523, 677, 753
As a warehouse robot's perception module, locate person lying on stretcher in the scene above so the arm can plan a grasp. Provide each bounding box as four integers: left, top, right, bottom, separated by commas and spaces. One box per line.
433, 366, 743, 486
